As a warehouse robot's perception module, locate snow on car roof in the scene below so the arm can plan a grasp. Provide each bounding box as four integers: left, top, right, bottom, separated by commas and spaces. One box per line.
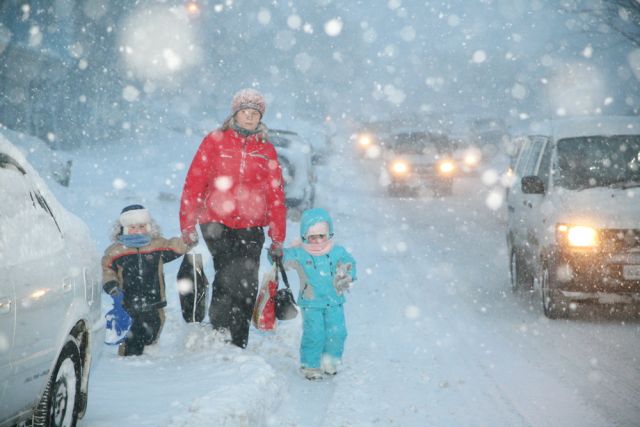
529, 116, 640, 140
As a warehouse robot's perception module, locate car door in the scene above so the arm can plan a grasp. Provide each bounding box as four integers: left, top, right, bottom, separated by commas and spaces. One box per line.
521, 136, 550, 256
1, 157, 68, 414
507, 136, 546, 255
0, 154, 19, 418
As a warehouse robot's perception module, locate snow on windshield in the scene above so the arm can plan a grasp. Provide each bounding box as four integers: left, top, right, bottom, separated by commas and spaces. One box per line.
555, 135, 640, 190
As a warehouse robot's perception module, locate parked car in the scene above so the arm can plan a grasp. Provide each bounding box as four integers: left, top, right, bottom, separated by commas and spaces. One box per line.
269, 129, 316, 216
0, 136, 102, 426
506, 116, 640, 318
380, 130, 458, 197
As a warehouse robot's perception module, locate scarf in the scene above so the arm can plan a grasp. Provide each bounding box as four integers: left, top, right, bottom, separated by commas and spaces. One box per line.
302, 239, 334, 256
231, 121, 262, 137
118, 234, 151, 248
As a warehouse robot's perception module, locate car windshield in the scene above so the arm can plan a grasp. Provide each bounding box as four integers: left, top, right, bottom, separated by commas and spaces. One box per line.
389, 133, 451, 155
269, 135, 290, 148
554, 135, 640, 190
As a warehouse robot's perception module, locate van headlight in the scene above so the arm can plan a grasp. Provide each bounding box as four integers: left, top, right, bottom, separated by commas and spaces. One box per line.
391, 160, 410, 175
438, 160, 456, 175
557, 224, 599, 248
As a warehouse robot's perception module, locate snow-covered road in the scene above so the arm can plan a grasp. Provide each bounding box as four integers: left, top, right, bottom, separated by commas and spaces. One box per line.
70, 129, 640, 427
264, 146, 640, 427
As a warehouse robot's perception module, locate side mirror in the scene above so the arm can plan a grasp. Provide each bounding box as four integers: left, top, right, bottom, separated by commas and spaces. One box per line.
521, 175, 545, 194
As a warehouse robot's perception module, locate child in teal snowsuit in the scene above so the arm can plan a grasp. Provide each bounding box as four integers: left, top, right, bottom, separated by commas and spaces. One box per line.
280, 208, 357, 380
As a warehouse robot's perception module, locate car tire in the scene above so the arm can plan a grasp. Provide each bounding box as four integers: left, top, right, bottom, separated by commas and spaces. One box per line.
510, 248, 533, 291
541, 263, 569, 319
33, 339, 82, 427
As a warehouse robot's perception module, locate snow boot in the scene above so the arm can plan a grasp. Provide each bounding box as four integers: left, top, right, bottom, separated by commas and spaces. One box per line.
322, 361, 337, 376
321, 355, 339, 376
301, 367, 323, 381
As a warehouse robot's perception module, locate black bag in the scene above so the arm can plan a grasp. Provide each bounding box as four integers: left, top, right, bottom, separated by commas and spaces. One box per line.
177, 253, 208, 323
275, 258, 298, 321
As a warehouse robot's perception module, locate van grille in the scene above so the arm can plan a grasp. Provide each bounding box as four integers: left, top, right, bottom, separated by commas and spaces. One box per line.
600, 229, 640, 252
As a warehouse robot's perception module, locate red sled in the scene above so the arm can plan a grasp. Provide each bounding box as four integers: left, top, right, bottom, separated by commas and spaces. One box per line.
252, 266, 277, 331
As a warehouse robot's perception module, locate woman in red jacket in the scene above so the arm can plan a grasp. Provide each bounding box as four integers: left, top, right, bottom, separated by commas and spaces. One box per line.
179, 88, 286, 348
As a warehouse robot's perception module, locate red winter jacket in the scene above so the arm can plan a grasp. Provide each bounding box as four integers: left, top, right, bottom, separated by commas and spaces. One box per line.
179, 127, 286, 243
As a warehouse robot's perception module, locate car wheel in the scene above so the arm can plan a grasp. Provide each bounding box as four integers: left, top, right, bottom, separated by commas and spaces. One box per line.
510, 248, 533, 292
33, 339, 82, 427
541, 264, 569, 319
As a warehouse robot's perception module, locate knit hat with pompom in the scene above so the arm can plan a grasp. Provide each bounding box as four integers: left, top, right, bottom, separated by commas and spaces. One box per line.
231, 88, 266, 118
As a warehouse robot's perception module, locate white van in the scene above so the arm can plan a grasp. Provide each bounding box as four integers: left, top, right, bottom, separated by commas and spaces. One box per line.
0, 136, 102, 426
506, 116, 640, 318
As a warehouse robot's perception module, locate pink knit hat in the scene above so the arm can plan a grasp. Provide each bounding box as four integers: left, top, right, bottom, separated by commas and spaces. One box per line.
231, 88, 266, 117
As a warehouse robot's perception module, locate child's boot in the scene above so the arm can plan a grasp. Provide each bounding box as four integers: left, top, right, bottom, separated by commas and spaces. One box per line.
321, 355, 339, 376
301, 367, 323, 381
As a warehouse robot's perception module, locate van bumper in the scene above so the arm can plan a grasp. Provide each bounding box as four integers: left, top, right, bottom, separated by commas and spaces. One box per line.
550, 249, 640, 299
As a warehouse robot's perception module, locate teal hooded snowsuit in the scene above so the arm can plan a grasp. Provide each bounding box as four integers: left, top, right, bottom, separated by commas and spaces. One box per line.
281, 208, 357, 369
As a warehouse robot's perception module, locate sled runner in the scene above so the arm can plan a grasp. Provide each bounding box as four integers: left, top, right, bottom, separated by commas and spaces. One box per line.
177, 252, 208, 323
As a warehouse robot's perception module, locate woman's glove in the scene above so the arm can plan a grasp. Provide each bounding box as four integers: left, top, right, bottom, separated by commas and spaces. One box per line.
182, 229, 199, 247
269, 242, 284, 261
333, 263, 353, 294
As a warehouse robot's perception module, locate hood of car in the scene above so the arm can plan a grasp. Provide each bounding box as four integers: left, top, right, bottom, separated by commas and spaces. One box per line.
546, 187, 640, 229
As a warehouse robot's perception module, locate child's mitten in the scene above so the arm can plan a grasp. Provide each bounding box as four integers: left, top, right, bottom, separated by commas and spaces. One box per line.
334, 263, 353, 294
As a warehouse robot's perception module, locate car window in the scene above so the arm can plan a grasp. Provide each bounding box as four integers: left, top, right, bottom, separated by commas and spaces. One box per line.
0, 152, 27, 174
269, 135, 291, 148
0, 155, 64, 266
554, 135, 640, 190
390, 132, 452, 155
537, 137, 552, 186
515, 138, 544, 177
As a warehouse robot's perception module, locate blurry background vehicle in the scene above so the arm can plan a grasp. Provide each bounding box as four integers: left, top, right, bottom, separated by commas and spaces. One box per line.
379, 130, 458, 197
506, 116, 640, 318
351, 120, 394, 160
0, 136, 102, 427
305, 128, 332, 165
470, 117, 508, 161
269, 129, 316, 217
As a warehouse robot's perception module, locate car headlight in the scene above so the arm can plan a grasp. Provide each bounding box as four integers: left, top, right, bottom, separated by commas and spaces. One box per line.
464, 153, 480, 166
438, 160, 456, 175
557, 224, 599, 248
358, 134, 372, 147
391, 160, 410, 175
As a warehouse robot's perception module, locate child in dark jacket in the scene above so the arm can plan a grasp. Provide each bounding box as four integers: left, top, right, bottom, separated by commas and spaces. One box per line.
102, 204, 189, 356
279, 208, 357, 380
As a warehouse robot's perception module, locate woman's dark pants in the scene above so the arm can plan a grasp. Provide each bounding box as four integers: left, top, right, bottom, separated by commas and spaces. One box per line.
200, 222, 265, 348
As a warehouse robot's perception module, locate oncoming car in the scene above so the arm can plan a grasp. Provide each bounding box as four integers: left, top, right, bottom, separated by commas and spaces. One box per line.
0, 136, 102, 426
380, 131, 457, 196
506, 116, 640, 318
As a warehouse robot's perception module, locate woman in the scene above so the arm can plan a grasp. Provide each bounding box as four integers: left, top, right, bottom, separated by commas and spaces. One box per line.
179, 88, 286, 348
